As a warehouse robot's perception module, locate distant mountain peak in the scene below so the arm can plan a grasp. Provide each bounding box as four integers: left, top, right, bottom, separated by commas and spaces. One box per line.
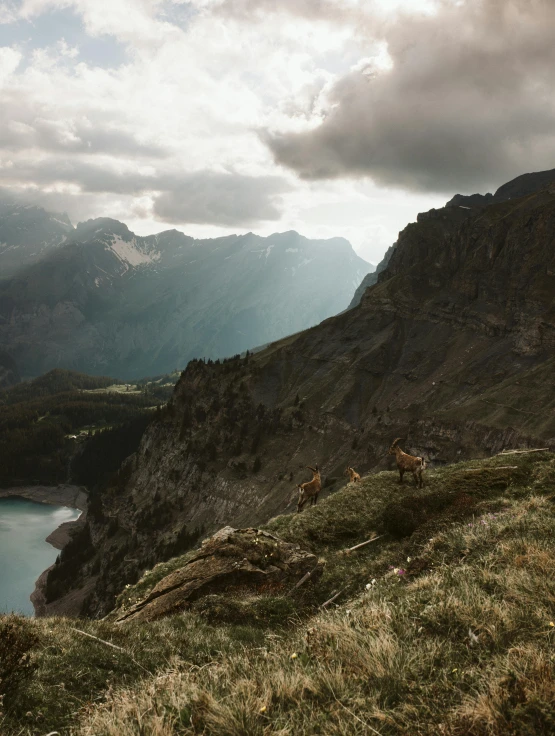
73, 217, 134, 242
0, 200, 74, 279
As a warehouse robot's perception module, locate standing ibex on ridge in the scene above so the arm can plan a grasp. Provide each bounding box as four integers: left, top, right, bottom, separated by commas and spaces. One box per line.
345, 466, 361, 483
297, 465, 321, 512
389, 439, 425, 488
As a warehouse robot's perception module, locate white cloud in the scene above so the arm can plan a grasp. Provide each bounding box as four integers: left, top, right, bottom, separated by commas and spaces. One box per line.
0, 2, 19, 24
19, 0, 174, 45
0, 47, 22, 84
2, 0, 528, 267
266, 0, 555, 193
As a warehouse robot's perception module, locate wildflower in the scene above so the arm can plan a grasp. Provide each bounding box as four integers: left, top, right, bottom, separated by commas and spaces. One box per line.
406, 557, 412, 563
290, 652, 298, 660
259, 706, 267, 714
395, 568, 406, 576
550, 622, 555, 628
452, 668, 458, 673
365, 579, 377, 590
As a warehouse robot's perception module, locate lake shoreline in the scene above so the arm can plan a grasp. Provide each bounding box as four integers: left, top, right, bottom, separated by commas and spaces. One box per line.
0, 484, 88, 513
0, 485, 88, 617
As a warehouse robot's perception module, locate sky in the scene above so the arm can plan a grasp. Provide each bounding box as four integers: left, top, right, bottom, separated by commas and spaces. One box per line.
0, 0, 554, 265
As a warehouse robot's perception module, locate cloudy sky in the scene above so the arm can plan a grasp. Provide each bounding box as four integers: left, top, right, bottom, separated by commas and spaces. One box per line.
0, 0, 553, 264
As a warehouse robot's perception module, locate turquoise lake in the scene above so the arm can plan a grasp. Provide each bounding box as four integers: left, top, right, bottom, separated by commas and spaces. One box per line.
0, 497, 80, 616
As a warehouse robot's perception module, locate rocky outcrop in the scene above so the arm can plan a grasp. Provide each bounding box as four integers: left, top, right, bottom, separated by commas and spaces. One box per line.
45, 172, 555, 619
446, 166, 555, 210
115, 527, 322, 623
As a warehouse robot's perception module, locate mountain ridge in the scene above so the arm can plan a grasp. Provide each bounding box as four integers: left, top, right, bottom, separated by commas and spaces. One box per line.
0, 216, 368, 378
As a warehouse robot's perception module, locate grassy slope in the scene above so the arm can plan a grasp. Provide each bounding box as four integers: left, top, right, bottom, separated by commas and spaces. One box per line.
3, 452, 555, 735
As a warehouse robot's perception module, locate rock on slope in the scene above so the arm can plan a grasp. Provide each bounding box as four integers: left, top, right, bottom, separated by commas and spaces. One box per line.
45, 172, 555, 618
0, 220, 368, 379
115, 526, 322, 623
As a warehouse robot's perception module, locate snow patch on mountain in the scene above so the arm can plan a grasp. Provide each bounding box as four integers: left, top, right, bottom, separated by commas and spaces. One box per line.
108, 236, 161, 268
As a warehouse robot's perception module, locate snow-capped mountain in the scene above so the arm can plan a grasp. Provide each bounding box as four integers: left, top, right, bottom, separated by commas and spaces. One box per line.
0, 215, 369, 378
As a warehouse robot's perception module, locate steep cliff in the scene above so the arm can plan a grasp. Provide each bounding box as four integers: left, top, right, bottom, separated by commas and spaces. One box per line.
46, 178, 555, 618
446, 166, 555, 209
348, 244, 394, 308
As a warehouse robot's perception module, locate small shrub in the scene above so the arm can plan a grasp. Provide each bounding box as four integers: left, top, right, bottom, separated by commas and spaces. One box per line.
381, 491, 454, 537
0, 616, 40, 710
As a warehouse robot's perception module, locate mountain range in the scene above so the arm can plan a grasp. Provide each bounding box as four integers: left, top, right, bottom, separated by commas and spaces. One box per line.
0, 200, 73, 279
41, 167, 555, 618
0, 209, 370, 379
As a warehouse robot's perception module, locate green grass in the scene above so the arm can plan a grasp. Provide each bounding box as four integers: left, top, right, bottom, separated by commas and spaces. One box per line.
3, 452, 555, 735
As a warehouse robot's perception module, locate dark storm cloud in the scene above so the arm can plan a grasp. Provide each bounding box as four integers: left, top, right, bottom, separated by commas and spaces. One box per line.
152, 171, 291, 226
265, 0, 555, 194
0, 159, 291, 227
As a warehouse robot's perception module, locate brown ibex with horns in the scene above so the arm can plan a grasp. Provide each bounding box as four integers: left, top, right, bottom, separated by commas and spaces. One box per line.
344, 466, 361, 483
297, 465, 321, 512
388, 439, 425, 488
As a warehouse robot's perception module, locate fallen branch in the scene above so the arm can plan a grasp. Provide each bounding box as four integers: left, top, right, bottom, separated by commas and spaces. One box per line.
71, 628, 151, 674
321, 589, 345, 609
344, 535, 384, 553
463, 466, 518, 472
329, 685, 383, 736
288, 566, 320, 596
498, 448, 549, 456
71, 628, 126, 651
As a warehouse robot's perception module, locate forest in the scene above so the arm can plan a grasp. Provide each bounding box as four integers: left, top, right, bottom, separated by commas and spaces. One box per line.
0, 369, 173, 486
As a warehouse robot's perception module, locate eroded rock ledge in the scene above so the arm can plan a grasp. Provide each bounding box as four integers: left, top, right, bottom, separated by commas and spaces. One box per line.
115, 527, 323, 624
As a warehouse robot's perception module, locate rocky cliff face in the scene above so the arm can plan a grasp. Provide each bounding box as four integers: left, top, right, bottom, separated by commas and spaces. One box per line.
46, 175, 555, 618
0, 220, 367, 379
348, 245, 393, 309
446, 166, 555, 209
352, 167, 555, 310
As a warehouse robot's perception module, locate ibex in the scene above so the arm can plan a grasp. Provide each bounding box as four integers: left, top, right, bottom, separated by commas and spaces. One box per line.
345, 466, 361, 483
297, 465, 321, 512
388, 438, 425, 488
